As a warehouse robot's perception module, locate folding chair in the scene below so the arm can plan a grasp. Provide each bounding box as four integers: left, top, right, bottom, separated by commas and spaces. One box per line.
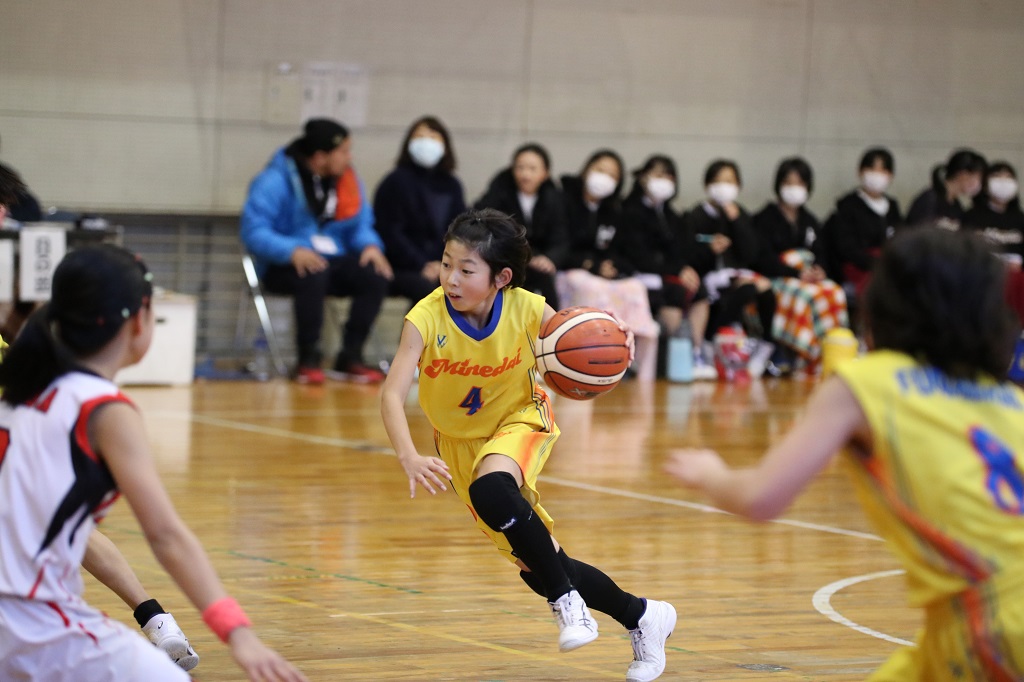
238, 253, 289, 377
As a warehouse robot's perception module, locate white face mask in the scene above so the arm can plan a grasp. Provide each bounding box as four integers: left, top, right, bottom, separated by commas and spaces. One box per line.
408, 137, 445, 168
707, 182, 739, 206
645, 177, 675, 203
861, 170, 891, 194
585, 171, 617, 200
988, 177, 1019, 203
779, 185, 808, 208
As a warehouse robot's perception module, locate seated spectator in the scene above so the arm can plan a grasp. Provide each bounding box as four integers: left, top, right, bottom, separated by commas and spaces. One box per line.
475, 143, 568, 308
906, 148, 986, 228
820, 147, 903, 304
754, 157, 849, 375
620, 154, 715, 379
374, 116, 465, 305
559, 150, 661, 379
241, 118, 391, 385
964, 161, 1024, 324
682, 159, 775, 376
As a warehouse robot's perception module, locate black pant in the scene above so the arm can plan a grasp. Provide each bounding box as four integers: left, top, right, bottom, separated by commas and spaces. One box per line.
708, 282, 776, 341
262, 255, 389, 366
389, 270, 437, 306
524, 267, 559, 310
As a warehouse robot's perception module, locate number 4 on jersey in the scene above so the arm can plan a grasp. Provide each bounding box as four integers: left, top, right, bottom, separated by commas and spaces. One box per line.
459, 387, 484, 415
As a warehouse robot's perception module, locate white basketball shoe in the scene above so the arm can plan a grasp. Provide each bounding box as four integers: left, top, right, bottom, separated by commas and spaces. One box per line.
626, 599, 677, 681
142, 612, 200, 672
549, 589, 599, 652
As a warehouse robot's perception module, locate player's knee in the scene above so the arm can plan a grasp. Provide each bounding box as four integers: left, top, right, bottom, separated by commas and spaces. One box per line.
469, 471, 532, 533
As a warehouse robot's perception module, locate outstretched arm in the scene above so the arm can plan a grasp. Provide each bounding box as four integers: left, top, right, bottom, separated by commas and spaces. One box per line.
380, 321, 451, 498
665, 377, 868, 520
93, 402, 307, 682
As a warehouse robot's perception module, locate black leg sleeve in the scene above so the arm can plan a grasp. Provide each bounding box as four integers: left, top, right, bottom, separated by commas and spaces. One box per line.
470, 472, 572, 601
558, 550, 645, 630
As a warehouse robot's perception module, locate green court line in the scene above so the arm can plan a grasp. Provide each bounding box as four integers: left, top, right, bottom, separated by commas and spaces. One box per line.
224, 549, 422, 595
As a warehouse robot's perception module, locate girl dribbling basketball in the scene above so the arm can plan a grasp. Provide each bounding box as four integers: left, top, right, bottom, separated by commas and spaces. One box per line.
380, 208, 677, 682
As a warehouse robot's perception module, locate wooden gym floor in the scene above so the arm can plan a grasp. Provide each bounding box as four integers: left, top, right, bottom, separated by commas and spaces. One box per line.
87, 377, 917, 681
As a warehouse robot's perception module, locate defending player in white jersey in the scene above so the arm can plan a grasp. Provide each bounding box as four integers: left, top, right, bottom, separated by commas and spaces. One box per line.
0, 233, 307, 680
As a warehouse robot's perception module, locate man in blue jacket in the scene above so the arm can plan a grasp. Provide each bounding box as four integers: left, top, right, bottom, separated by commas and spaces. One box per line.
241, 119, 392, 384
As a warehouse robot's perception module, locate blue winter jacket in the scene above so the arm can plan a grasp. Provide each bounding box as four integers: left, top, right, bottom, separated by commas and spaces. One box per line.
240, 148, 383, 276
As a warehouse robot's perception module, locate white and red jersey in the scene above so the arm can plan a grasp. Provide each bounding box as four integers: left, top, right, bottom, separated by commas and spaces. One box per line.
0, 372, 131, 604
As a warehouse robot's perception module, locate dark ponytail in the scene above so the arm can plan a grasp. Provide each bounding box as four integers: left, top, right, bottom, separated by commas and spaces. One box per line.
0, 306, 79, 405
0, 245, 153, 405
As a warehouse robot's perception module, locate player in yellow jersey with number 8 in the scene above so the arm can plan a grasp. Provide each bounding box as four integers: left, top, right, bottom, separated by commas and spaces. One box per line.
669, 226, 1024, 680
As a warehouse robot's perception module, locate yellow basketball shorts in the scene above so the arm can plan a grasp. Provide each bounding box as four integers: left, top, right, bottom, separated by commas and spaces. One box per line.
434, 422, 560, 564
869, 578, 1024, 681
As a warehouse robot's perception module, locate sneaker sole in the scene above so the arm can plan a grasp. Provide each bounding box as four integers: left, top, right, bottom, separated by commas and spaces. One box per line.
174, 652, 200, 672
559, 629, 599, 652
157, 637, 200, 672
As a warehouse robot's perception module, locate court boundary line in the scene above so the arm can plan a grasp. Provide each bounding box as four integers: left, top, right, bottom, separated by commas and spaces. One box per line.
812, 570, 913, 646
170, 411, 884, 543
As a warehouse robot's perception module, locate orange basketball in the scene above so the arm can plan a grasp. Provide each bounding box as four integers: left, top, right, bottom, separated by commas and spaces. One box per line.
535, 307, 630, 400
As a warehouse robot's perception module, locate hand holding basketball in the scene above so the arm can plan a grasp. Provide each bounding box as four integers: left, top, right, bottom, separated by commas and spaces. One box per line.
535, 307, 631, 400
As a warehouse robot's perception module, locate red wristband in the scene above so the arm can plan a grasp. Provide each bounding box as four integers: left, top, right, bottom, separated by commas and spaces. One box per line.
201, 597, 252, 643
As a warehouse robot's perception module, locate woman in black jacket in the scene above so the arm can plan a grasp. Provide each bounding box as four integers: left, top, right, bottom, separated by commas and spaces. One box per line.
620, 155, 713, 377
373, 116, 466, 305
906, 148, 986, 228
820, 147, 903, 301
681, 159, 775, 374
964, 161, 1024, 325
474, 143, 568, 308
753, 157, 849, 373
964, 161, 1024, 259
560, 149, 660, 379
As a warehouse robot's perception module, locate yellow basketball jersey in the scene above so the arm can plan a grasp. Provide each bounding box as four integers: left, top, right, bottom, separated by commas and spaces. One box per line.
836, 350, 1024, 608
405, 286, 553, 440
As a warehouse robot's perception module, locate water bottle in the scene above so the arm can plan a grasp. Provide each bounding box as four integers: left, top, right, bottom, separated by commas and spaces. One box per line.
249, 336, 271, 381
666, 321, 694, 383
821, 328, 858, 378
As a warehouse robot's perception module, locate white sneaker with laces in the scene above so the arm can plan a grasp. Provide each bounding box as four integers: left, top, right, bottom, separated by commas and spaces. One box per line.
549, 589, 599, 652
142, 613, 200, 672
626, 599, 676, 682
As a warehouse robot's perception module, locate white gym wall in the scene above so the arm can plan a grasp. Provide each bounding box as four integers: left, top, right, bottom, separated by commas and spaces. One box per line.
2, 0, 1022, 218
